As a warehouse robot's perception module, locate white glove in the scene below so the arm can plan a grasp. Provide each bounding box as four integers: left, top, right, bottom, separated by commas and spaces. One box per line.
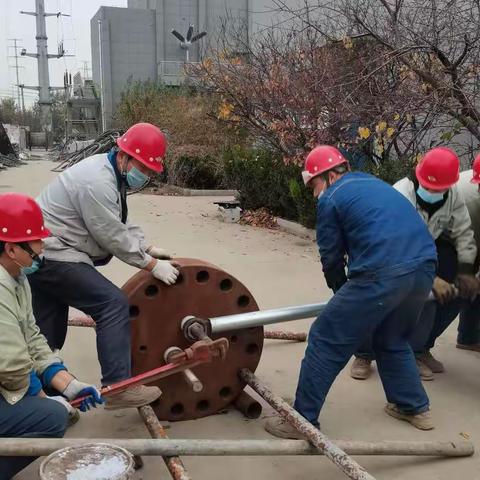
48, 395, 75, 415
151, 260, 179, 285
146, 246, 172, 260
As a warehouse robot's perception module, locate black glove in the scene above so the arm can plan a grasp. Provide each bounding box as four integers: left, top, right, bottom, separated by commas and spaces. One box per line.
324, 265, 347, 293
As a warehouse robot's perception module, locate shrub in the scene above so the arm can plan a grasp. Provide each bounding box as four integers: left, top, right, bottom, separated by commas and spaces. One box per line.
165, 155, 227, 190
223, 147, 317, 228
363, 156, 416, 185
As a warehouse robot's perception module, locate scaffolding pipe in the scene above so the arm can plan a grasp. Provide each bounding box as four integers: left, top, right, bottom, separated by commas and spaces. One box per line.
138, 406, 191, 480
240, 368, 376, 480
0, 438, 472, 457
264, 330, 307, 342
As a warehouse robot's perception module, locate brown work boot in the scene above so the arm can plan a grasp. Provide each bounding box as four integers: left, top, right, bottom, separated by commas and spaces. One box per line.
456, 343, 480, 353
264, 416, 308, 440
104, 385, 162, 410
415, 358, 434, 381
68, 408, 80, 427
417, 351, 444, 373
385, 403, 434, 430
350, 357, 373, 380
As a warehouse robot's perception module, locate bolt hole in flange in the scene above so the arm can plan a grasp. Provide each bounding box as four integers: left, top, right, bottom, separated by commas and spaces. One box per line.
196, 270, 210, 283
129, 305, 140, 318
170, 403, 185, 416
237, 295, 250, 307
246, 343, 259, 354
196, 400, 210, 411
145, 285, 159, 297
175, 273, 184, 284
220, 278, 233, 291
139, 345, 147, 353
219, 386, 233, 399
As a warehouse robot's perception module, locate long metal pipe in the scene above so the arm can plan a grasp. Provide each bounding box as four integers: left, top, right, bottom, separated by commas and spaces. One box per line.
210, 293, 437, 334
211, 302, 327, 334
0, 438, 473, 457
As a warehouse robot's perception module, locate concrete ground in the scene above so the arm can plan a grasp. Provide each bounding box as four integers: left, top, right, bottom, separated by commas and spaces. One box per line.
2, 153, 479, 480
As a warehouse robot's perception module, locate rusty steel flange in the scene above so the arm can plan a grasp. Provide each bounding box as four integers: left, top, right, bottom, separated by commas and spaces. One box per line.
122, 258, 263, 422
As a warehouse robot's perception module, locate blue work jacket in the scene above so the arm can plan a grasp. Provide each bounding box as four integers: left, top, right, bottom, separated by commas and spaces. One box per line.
316, 172, 437, 282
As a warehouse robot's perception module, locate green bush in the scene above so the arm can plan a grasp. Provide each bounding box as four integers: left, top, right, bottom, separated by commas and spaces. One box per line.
165, 155, 227, 190
363, 157, 415, 185
223, 147, 317, 228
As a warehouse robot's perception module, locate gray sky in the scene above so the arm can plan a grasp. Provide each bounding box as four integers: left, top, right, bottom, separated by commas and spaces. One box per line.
0, 0, 126, 107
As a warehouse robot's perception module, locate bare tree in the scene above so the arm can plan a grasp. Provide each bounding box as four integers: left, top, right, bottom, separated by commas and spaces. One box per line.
270, 0, 480, 161
194, 11, 448, 171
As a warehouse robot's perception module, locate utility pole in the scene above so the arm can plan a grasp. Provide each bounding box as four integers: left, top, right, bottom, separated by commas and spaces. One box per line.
7, 39, 23, 109
19, 0, 72, 132
18, 85, 26, 113
82, 61, 91, 81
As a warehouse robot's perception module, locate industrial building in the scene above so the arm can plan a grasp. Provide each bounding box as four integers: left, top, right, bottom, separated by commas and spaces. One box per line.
91, 1, 293, 129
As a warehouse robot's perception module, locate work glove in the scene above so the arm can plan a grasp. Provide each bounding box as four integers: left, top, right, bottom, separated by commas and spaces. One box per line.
151, 260, 179, 285
146, 246, 172, 260
455, 274, 479, 301
324, 265, 347, 293
432, 277, 457, 305
62, 379, 104, 412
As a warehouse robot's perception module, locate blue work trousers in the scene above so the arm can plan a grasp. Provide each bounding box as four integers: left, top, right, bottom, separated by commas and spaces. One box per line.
28, 260, 131, 385
0, 395, 68, 480
294, 262, 435, 427
357, 238, 480, 358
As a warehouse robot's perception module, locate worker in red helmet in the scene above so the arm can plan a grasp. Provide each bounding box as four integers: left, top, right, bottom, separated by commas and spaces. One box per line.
352, 147, 478, 381
266, 145, 437, 438
446, 153, 480, 353
28, 123, 177, 410
0, 193, 103, 479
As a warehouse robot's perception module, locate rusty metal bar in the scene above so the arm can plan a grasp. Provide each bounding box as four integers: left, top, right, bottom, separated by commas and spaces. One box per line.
138, 405, 191, 480
164, 346, 203, 393
0, 438, 473, 457
68, 315, 96, 328
264, 330, 307, 342
233, 390, 262, 419
239, 368, 376, 480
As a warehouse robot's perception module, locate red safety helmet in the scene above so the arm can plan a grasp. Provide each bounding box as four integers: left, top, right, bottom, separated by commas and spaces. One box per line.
0, 192, 50, 243
117, 122, 167, 173
415, 147, 459, 191
302, 145, 349, 186
471, 154, 480, 184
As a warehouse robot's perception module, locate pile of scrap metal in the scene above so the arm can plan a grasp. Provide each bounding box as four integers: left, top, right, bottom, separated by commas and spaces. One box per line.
0, 123, 25, 170
53, 129, 124, 172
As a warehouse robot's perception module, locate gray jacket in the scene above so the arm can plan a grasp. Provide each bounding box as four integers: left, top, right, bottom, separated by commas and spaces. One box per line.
394, 177, 477, 270
458, 170, 480, 248
37, 154, 152, 268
